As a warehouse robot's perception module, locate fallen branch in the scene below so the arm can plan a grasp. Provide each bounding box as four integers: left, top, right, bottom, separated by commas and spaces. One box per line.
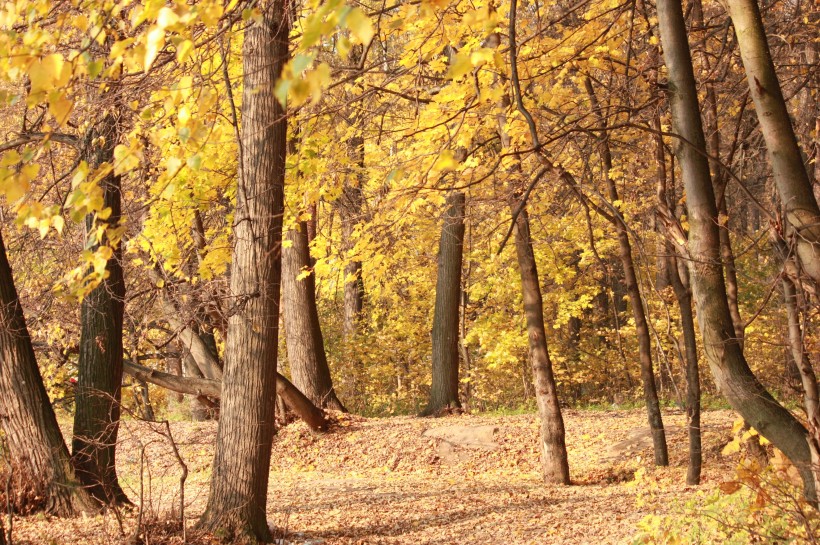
123, 361, 328, 431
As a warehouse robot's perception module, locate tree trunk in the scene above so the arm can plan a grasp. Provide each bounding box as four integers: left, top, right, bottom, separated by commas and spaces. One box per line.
510, 201, 571, 484
726, 0, 820, 286
653, 104, 702, 483
0, 229, 97, 516
283, 224, 346, 411
782, 275, 820, 469
198, 3, 288, 540
422, 192, 466, 416
72, 112, 128, 504
585, 78, 668, 466
656, 0, 818, 501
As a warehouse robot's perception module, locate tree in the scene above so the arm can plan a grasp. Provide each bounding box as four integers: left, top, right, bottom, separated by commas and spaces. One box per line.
198, 1, 289, 539
585, 78, 668, 467
725, 0, 820, 288
422, 191, 466, 416
282, 223, 346, 411
510, 200, 571, 484
0, 229, 97, 516
71, 111, 128, 504
655, 0, 818, 500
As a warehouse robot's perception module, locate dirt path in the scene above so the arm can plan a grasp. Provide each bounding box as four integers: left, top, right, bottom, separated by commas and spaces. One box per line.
13, 409, 736, 544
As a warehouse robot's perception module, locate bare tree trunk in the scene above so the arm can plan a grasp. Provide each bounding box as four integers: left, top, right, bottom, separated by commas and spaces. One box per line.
510, 201, 571, 484
283, 224, 346, 411
656, 0, 818, 501
72, 112, 128, 505
198, 3, 288, 540
585, 79, 668, 466
0, 229, 97, 516
422, 192, 466, 416
726, 0, 820, 286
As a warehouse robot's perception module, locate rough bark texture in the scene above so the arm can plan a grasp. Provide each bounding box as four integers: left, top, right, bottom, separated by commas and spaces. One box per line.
72, 113, 128, 504
585, 79, 668, 466
510, 202, 571, 484
656, 0, 817, 501
726, 0, 820, 286
0, 229, 97, 516
283, 224, 346, 411
123, 361, 327, 431
421, 192, 466, 416
198, 4, 288, 540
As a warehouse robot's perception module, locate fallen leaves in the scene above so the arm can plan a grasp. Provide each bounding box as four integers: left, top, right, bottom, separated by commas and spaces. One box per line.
10, 408, 738, 544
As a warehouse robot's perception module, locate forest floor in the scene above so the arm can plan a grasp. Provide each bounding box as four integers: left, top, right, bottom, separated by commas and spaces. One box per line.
12, 408, 740, 544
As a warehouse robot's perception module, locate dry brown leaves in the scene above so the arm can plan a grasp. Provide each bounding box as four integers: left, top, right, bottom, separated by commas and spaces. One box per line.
9, 408, 736, 544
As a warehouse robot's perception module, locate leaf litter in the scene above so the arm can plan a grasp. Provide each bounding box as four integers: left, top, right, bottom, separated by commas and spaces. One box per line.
9, 409, 737, 544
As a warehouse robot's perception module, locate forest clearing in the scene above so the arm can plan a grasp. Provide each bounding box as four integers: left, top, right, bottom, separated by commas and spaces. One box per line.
11, 409, 746, 545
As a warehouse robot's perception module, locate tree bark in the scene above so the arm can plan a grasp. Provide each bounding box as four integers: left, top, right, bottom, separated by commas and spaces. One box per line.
585, 79, 668, 466
656, 0, 818, 501
0, 229, 97, 516
282, 224, 346, 411
71, 112, 128, 505
725, 0, 820, 287
510, 201, 571, 484
422, 192, 466, 416
198, 3, 288, 540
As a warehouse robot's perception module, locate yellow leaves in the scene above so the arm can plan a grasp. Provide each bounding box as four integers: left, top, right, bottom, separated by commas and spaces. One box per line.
144, 26, 166, 71
446, 52, 472, 80
175, 39, 194, 63
28, 53, 70, 96
346, 7, 375, 46
433, 150, 459, 172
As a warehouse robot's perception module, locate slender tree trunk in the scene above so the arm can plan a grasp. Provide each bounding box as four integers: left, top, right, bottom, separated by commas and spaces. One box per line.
283, 224, 346, 411
656, 0, 818, 501
422, 192, 466, 415
340, 47, 366, 341
198, 3, 288, 540
726, 0, 820, 286
653, 105, 702, 483
782, 275, 820, 469
510, 201, 571, 484
585, 79, 668, 466
71, 113, 128, 504
0, 229, 97, 516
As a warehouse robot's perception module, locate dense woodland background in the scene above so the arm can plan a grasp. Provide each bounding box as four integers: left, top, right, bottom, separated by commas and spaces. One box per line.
0, 0, 818, 541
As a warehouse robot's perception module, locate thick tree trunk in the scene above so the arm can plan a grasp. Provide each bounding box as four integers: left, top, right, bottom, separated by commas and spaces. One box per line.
0, 229, 97, 516
510, 201, 570, 484
585, 79, 668, 466
198, 3, 288, 540
72, 113, 128, 504
283, 224, 346, 411
726, 0, 820, 286
656, 0, 818, 501
422, 192, 466, 416
123, 361, 327, 431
